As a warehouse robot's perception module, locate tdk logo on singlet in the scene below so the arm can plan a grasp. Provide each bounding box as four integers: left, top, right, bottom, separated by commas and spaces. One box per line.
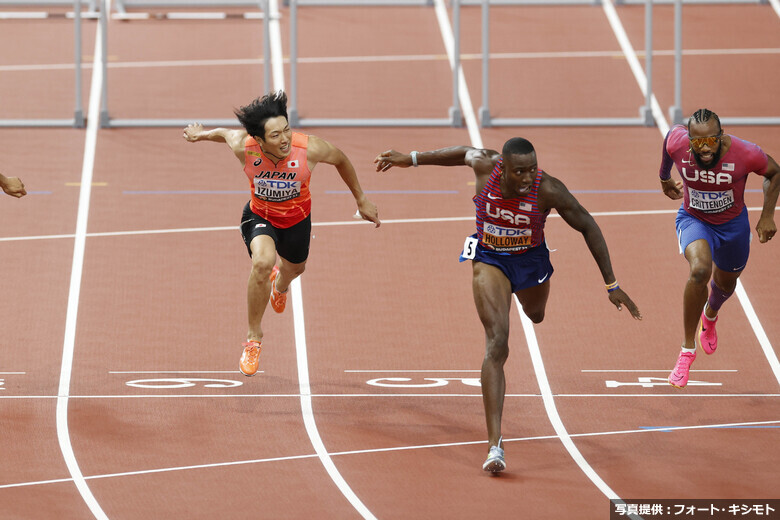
681, 167, 732, 185
486, 202, 530, 226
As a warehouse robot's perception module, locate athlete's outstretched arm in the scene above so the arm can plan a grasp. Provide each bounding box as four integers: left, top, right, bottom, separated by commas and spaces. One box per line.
0, 173, 26, 198
373, 146, 500, 172
541, 174, 642, 319
308, 135, 380, 227
757, 154, 780, 243
182, 123, 247, 163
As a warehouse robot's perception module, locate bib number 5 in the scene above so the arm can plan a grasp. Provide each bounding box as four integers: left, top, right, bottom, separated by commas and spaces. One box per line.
462, 236, 478, 260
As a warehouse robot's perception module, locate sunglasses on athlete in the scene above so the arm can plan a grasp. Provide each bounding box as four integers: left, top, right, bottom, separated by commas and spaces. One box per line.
688, 132, 722, 148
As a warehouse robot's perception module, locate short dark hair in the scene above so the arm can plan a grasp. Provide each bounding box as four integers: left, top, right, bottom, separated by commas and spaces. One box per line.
688, 108, 721, 133
502, 137, 535, 157
234, 91, 289, 140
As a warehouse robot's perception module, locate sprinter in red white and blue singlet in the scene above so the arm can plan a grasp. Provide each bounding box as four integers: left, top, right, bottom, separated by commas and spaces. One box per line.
658, 108, 780, 389
463, 158, 552, 293
374, 138, 641, 474
475, 159, 548, 253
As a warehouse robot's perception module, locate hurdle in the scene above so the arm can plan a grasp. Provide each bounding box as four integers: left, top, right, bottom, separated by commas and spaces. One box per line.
0, 0, 86, 127
462, 0, 776, 127
470, 0, 655, 127
98, 0, 273, 127
286, 0, 462, 127
663, 0, 779, 126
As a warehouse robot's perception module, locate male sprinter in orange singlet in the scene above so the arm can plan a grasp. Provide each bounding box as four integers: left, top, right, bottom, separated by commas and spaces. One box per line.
184, 91, 380, 376
375, 138, 641, 473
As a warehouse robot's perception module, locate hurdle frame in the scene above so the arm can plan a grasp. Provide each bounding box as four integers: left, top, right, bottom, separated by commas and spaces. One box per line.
473, 0, 655, 127
286, 0, 462, 127
0, 0, 85, 127
99, 0, 272, 127
464, 0, 776, 127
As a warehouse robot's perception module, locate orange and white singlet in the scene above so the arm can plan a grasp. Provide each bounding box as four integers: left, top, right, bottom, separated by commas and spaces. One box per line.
243, 132, 312, 229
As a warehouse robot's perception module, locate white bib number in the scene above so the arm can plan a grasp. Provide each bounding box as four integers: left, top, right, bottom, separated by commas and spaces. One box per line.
462, 236, 478, 259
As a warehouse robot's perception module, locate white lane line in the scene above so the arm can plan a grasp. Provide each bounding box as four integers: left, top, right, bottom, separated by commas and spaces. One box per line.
515, 297, 627, 503
344, 370, 480, 373
268, 0, 285, 91
3, 393, 779, 400
0, 453, 321, 490
3, 206, 779, 243
56, 1, 109, 518
108, 370, 252, 374
604, 0, 778, 388
3, 47, 777, 73
0, 233, 78, 242
432, 0, 482, 148
432, 0, 632, 508
601, 0, 667, 134
770, 0, 780, 19
543, 393, 780, 397
5, 418, 776, 491
270, 3, 373, 517
291, 47, 780, 63
581, 369, 738, 373
291, 279, 377, 519
735, 281, 780, 386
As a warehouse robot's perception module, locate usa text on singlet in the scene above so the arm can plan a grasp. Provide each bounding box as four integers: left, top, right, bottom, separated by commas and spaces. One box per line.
665, 124, 769, 225
474, 160, 549, 253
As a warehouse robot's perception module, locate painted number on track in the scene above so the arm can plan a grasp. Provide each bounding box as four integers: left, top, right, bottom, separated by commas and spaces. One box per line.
605, 377, 721, 388
125, 378, 243, 389
367, 377, 481, 388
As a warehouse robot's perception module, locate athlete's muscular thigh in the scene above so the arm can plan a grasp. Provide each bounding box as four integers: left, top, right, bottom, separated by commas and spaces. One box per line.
514, 280, 550, 324
249, 235, 277, 273
684, 239, 713, 284
472, 261, 513, 338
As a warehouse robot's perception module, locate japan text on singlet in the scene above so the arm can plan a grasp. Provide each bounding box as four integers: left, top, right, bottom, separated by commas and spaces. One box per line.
474, 160, 549, 254
666, 124, 769, 225
243, 132, 312, 229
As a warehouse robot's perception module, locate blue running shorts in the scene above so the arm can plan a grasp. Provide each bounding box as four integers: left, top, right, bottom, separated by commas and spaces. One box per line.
460, 234, 554, 293
675, 205, 751, 272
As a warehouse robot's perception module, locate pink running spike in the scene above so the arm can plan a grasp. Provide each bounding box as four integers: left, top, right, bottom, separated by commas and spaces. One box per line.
669, 350, 696, 388
699, 311, 718, 355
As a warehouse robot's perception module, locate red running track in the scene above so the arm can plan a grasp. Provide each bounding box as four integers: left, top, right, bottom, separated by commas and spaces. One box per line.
1, 2, 779, 519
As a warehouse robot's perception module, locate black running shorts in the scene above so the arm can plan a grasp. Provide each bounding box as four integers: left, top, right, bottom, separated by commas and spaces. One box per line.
240, 201, 311, 264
